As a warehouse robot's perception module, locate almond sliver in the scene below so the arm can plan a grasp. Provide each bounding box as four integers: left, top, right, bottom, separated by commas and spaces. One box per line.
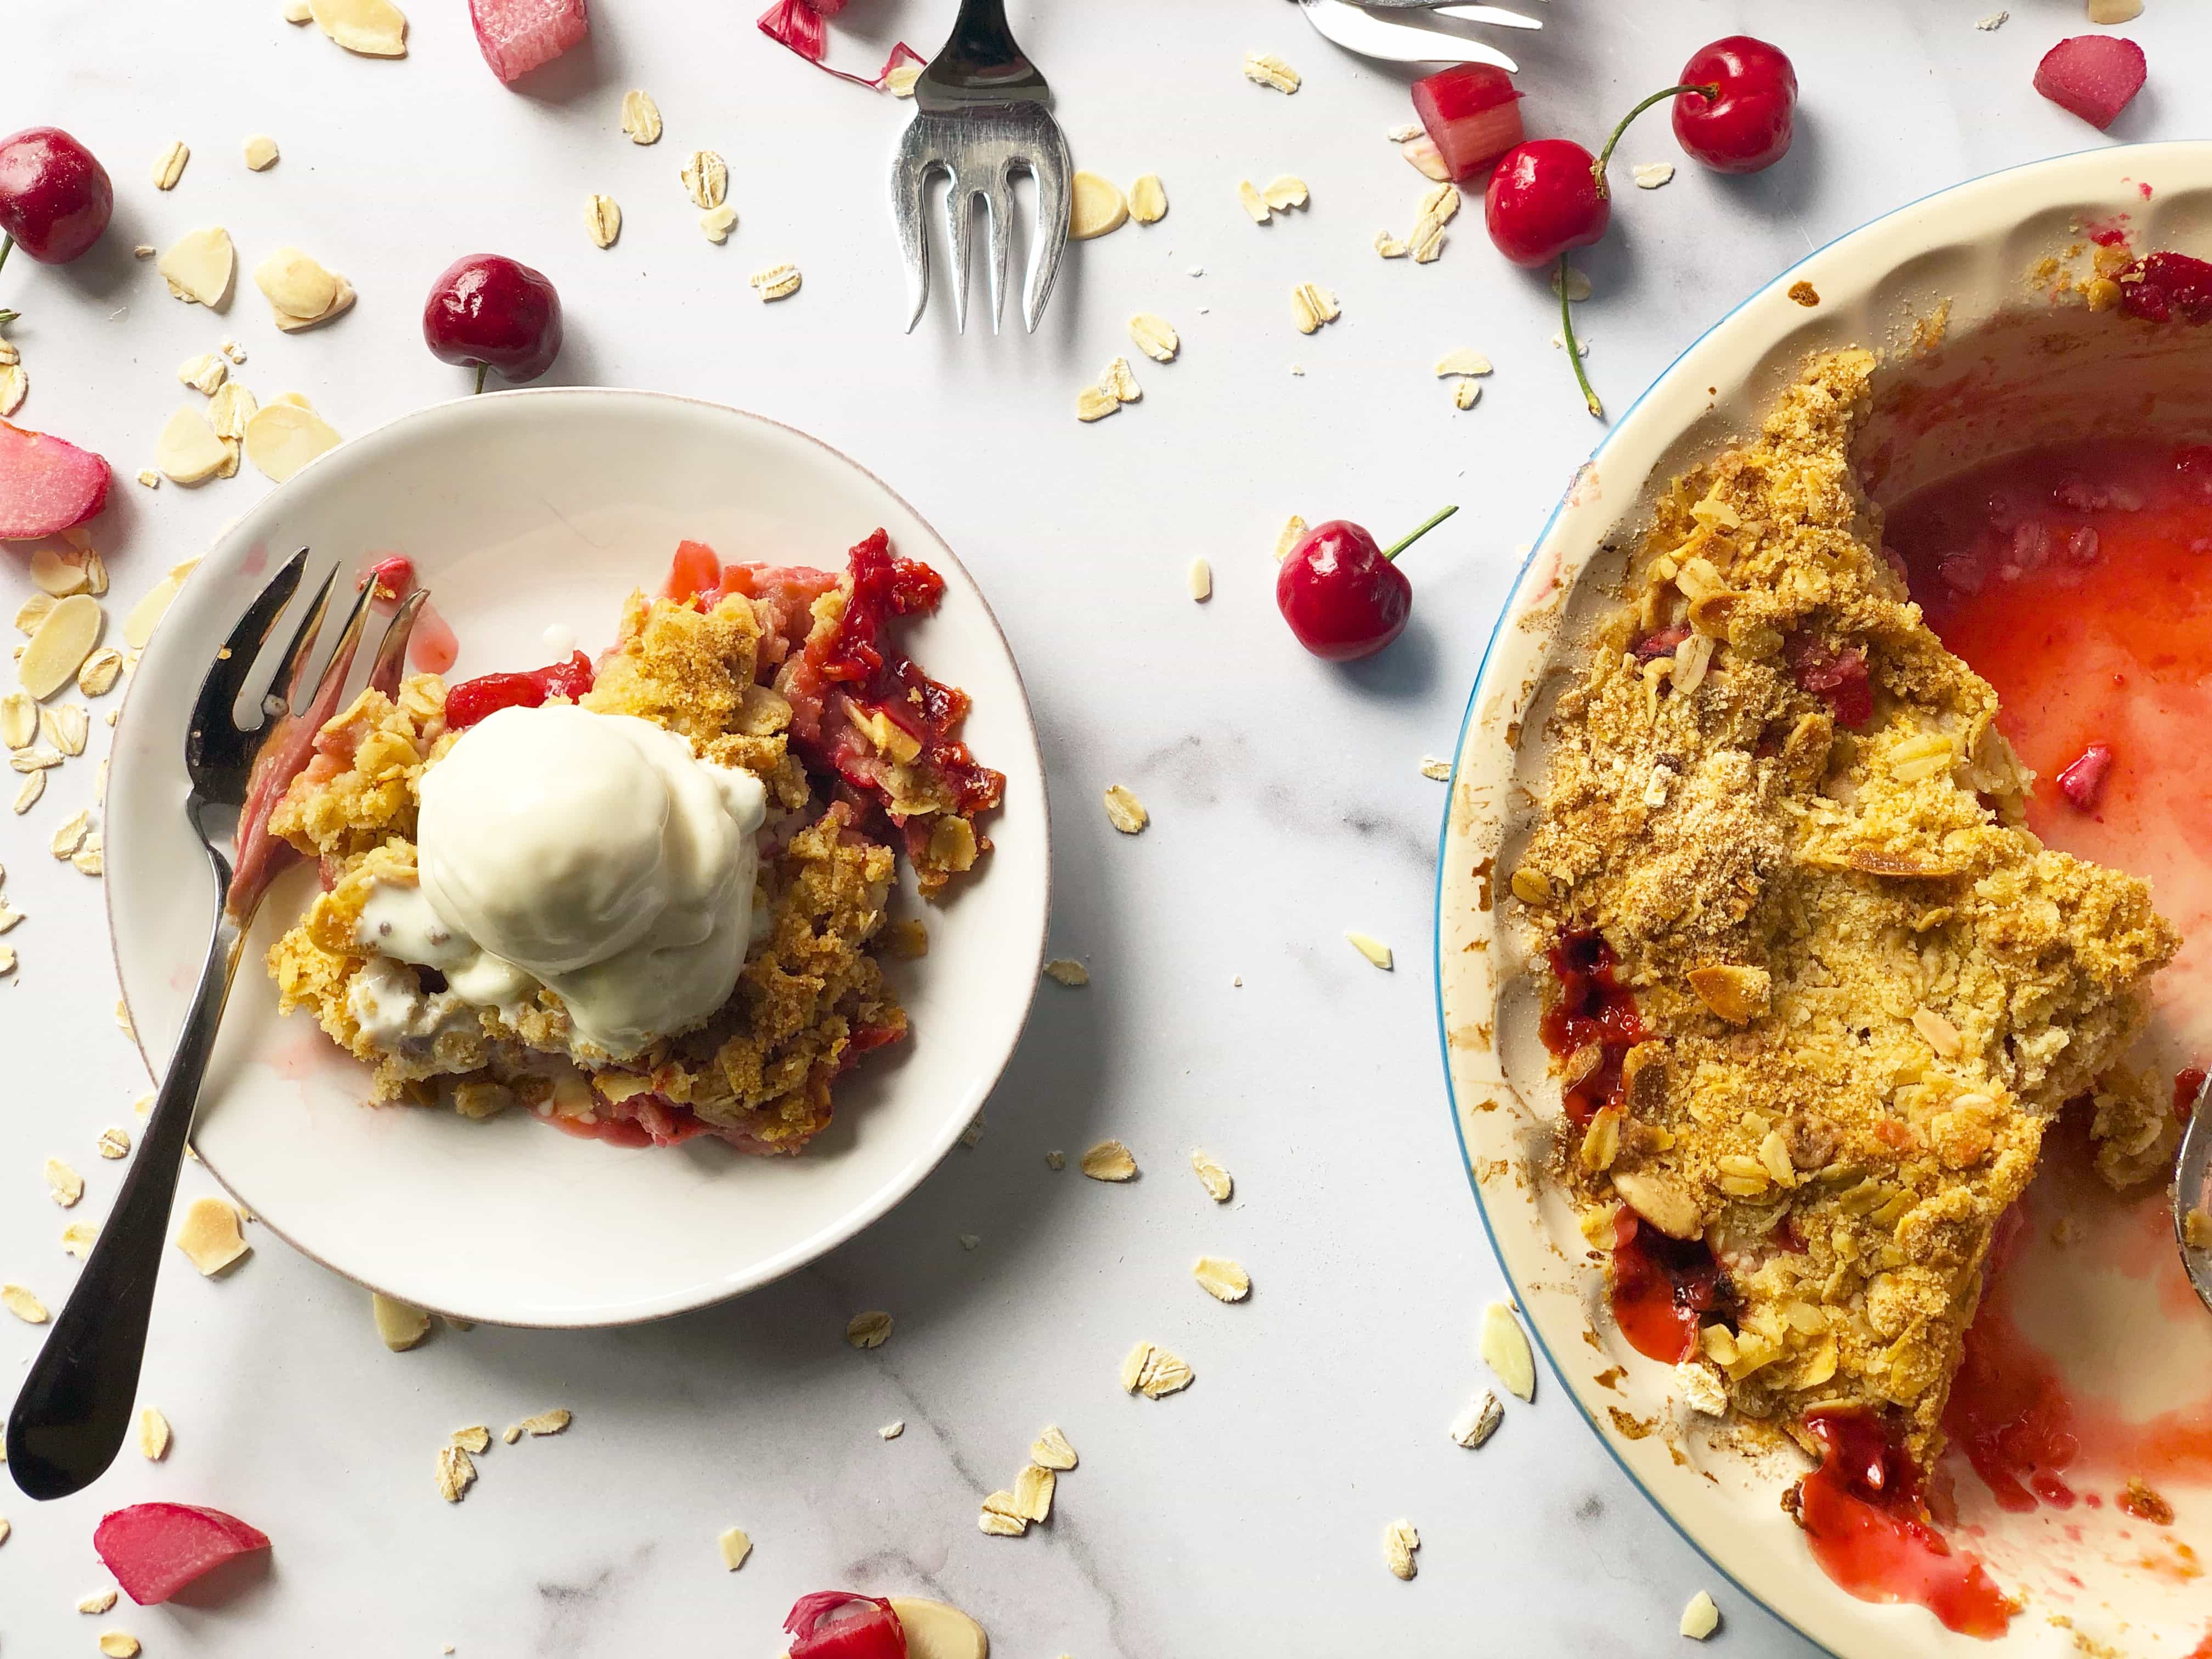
243, 402, 341, 483
157, 228, 235, 308
20, 594, 103, 700
155, 404, 232, 486
254, 247, 340, 320
311, 0, 408, 56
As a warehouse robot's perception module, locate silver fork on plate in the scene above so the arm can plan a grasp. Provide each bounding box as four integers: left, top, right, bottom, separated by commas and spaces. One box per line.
5, 550, 424, 1500
891, 0, 1072, 334
1291, 0, 1544, 70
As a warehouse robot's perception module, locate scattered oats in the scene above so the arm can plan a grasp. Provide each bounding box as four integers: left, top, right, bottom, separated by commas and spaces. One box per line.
884, 62, 922, 97
957, 1233, 980, 1251
1128, 313, 1179, 363
1386, 121, 1424, 142
151, 140, 190, 191
1419, 756, 1452, 781
501, 1425, 520, 1444
311, 0, 409, 56
699, 202, 738, 244
959, 1113, 985, 1148
2185, 1205, 2212, 1249
115, 1000, 134, 1038
434, 1444, 476, 1503
1976, 10, 2008, 26
619, 89, 663, 144
1080, 1139, 1137, 1181
680, 150, 728, 210
1102, 783, 1148, 834
157, 227, 236, 308
585, 193, 622, 249
1262, 176, 1310, 214
879, 1420, 905, 1440
98, 1634, 141, 1659
1187, 264, 1204, 276
1290, 281, 1339, 335
221, 338, 245, 364
0, 1518, 8, 1543
1274, 514, 1308, 561
1069, 171, 1128, 239
1344, 931, 1394, 970
133, 1093, 153, 1115
134, 469, 161, 489
717, 1526, 752, 1570
1434, 349, 1493, 379
77, 1589, 119, 1613
1189, 1150, 1233, 1203
1013, 1462, 1056, 1522
1551, 264, 1593, 302
242, 402, 340, 483
210, 382, 258, 442
1382, 1519, 1420, 1581
1045, 1149, 1066, 1170
43, 703, 88, 755
14, 591, 55, 634
74, 834, 103, 877
46, 1158, 84, 1207
0, 364, 24, 418
1402, 134, 1450, 182
1188, 557, 1212, 601
243, 133, 280, 171
450, 1425, 492, 1455
2088, 0, 2140, 20
1633, 161, 1675, 189
1680, 1591, 1722, 1640
61, 1222, 97, 1259
1237, 179, 1271, 224
1030, 1424, 1077, 1470
10, 745, 60, 774
77, 648, 123, 697
1453, 379, 1481, 410
49, 809, 91, 859
176, 1198, 249, 1275
13, 773, 43, 812
0, 691, 31, 748
751, 263, 802, 301
2, 1284, 48, 1323
978, 1509, 1026, 1537
1192, 1255, 1250, 1302
133, 243, 156, 258
1674, 1360, 1729, 1417
21, 594, 103, 700
155, 403, 231, 485
371, 1291, 430, 1351
1480, 1301, 1537, 1402
1119, 1340, 1194, 1398
1074, 383, 1121, 424
1042, 958, 1089, 986
1375, 230, 1409, 258
1449, 1390, 1503, 1448
1101, 355, 1142, 403
0, 906, 18, 933
138, 1407, 171, 1461
1128, 173, 1167, 223
1243, 50, 1300, 93
846, 1309, 893, 1349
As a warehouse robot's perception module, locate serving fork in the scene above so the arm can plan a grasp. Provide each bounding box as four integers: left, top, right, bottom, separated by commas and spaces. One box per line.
1291, 0, 1545, 69
891, 0, 1072, 333
7, 550, 424, 1500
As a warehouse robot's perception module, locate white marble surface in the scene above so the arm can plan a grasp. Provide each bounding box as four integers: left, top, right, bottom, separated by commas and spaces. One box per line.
1, 2, 2196, 1654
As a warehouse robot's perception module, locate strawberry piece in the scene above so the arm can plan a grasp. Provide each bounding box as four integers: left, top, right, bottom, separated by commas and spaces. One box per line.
1410, 63, 1525, 183
94, 1503, 270, 1605
2033, 35, 2146, 131
0, 418, 110, 540
785, 1592, 907, 1659
469, 0, 590, 84
2057, 741, 2114, 811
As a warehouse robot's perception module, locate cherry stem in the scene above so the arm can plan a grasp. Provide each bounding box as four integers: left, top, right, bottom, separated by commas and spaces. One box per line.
1559, 255, 1602, 420
0, 234, 12, 280
1592, 83, 1716, 199
473, 361, 488, 395
0, 311, 15, 330
1381, 504, 1459, 561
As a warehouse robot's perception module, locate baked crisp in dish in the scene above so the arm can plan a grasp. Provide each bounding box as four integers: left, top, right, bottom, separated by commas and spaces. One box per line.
1511, 350, 2177, 1474
263, 529, 1002, 1154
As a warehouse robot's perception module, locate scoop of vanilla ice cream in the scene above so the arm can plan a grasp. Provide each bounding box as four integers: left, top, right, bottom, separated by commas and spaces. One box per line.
408, 702, 768, 1055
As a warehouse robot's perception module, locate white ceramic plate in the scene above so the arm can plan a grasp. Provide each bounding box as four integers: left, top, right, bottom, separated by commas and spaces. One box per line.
1437, 144, 2212, 1657
108, 390, 1049, 1327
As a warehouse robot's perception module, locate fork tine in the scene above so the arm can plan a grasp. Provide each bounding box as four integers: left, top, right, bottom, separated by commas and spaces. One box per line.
189, 549, 310, 755
893, 132, 935, 334
943, 174, 976, 336
266, 562, 342, 720
365, 591, 427, 700
1022, 136, 1074, 335
982, 165, 1014, 335
301, 569, 382, 715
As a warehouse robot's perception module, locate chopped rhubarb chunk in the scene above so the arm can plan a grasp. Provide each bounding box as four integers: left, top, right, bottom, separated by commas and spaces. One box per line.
758, 0, 923, 89
469, 0, 590, 83
443, 651, 594, 729
2033, 35, 2146, 132
0, 419, 110, 540
1410, 63, 1525, 182
2056, 741, 2114, 811
2119, 251, 2212, 325
663, 538, 723, 603
1785, 634, 1873, 727
94, 1502, 271, 1605
785, 1592, 907, 1659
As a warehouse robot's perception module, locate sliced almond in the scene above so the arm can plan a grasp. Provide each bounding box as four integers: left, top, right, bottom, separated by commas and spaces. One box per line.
1128, 173, 1167, 223
1080, 1138, 1137, 1181
1274, 514, 1308, 561
1102, 784, 1148, 833
46, 1158, 84, 1206
1688, 963, 1770, 1025
175, 1197, 250, 1276
311, 0, 408, 57
1069, 171, 1127, 240
879, 1420, 905, 1439
1344, 930, 1393, 970
619, 89, 663, 145
77, 1589, 119, 1613
43, 703, 87, 756
884, 62, 923, 97
30, 546, 88, 597
151, 140, 189, 191
750, 262, 802, 302
2, 1284, 49, 1323
716, 1525, 752, 1569
680, 149, 728, 210
1449, 1389, 1503, 1448
61, 1221, 98, 1258
134, 469, 161, 489
1128, 314, 1179, 363
1187, 557, 1211, 601
21, 595, 103, 700
1680, 1591, 1721, 1640
699, 202, 738, 244
242, 401, 340, 483
157, 227, 235, 308
270, 273, 353, 331
155, 403, 232, 485
243, 133, 280, 171
138, 1407, 171, 1460
253, 247, 341, 320
1260, 174, 1309, 211
585, 193, 622, 249
373, 1291, 431, 1351
887, 1598, 988, 1659
1634, 161, 1677, 190
1237, 179, 1271, 223
845, 1308, 893, 1349
1189, 1149, 1233, 1202
434, 1444, 475, 1503
1029, 1424, 1077, 1470
1551, 264, 1593, 302
1480, 1300, 1537, 1402
125, 573, 188, 650
0, 692, 29, 749
208, 381, 258, 442
1243, 50, 1300, 93
1192, 1255, 1250, 1302
1434, 348, 1493, 378
0, 363, 27, 417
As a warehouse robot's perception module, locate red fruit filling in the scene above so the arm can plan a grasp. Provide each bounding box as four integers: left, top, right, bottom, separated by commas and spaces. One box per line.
1785, 633, 1873, 727
785, 1592, 907, 1659
443, 651, 595, 730
1631, 622, 1691, 661
0, 418, 111, 540
2033, 34, 2147, 132
364, 554, 416, 599
2176, 1066, 2207, 1121
1609, 1209, 1727, 1364
94, 1502, 272, 1606
1410, 63, 1525, 183
1538, 932, 1645, 1129
469, 0, 590, 83
2118, 250, 2212, 325
662, 538, 723, 603
2055, 741, 2114, 811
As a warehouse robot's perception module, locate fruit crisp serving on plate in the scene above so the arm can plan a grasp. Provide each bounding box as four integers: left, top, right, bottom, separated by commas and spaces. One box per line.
1510, 349, 2177, 1486
263, 529, 1002, 1154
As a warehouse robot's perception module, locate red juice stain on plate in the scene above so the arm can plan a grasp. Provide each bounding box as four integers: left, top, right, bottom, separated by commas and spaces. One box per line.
1607, 1209, 1723, 1363
1797, 1411, 2015, 1637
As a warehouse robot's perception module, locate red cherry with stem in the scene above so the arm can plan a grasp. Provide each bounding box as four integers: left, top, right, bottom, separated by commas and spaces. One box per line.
1276, 505, 1457, 662
0, 127, 113, 320
421, 254, 563, 391
1672, 37, 1797, 173
1484, 139, 1609, 269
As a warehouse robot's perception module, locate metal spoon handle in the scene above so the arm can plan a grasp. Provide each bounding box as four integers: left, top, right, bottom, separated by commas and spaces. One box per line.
6, 847, 242, 1500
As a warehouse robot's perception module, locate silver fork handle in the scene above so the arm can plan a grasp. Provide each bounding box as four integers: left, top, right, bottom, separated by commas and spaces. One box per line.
5, 842, 246, 1500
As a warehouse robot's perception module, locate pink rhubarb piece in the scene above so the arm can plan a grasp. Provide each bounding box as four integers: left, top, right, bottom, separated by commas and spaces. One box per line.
2033, 35, 2146, 131
94, 1502, 272, 1606
469, 0, 590, 84
0, 419, 110, 540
